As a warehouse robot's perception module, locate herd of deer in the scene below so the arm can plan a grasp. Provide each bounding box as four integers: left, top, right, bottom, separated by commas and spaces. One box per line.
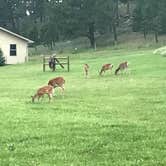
31, 61, 128, 103
84, 61, 128, 78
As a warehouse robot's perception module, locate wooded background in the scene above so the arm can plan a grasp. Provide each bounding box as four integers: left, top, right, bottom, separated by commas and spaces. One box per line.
0, 0, 166, 48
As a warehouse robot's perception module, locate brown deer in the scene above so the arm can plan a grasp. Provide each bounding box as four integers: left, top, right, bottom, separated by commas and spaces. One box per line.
99, 64, 113, 76
115, 61, 128, 75
84, 64, 89, 78
31, 85, 54, 103
48, 77, 65, 93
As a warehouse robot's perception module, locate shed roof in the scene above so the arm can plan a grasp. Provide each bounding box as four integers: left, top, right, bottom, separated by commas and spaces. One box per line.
0, 27, 34, 43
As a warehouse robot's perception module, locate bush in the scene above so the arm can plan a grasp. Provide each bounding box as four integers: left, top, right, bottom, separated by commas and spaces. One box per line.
0, 49, 5, 66
153, 46, 166, 56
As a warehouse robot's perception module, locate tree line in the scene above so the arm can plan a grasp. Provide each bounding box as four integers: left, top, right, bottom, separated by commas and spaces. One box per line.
0, 0, 166, 49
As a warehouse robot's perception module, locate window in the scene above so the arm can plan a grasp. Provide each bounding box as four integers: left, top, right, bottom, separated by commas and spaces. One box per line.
10, 44, 17, 56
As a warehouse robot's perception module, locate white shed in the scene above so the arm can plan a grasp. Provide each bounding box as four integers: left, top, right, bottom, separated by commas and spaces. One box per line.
0, 27, 33, 64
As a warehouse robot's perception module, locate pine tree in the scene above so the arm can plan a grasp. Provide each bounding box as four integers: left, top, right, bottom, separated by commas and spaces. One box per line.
0, 49, 5, 66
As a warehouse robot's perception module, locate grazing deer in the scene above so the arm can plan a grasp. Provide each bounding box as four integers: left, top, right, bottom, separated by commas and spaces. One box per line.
99, 64, 113, 76
31, 85, 54, 103
84, 64, 89, 78
48, 77, 65, 93
115, 61, 128, 75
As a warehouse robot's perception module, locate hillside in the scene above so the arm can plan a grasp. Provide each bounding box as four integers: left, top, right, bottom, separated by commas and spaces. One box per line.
29, 32, 166, 56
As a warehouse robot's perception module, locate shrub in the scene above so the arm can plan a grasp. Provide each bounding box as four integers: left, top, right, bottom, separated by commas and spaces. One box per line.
0, 48, 5, 66
153, 46, 166, 56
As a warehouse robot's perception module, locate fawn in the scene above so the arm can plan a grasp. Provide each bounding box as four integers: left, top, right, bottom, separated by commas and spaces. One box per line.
99, 64, 113, 76
31, 85, 54, 103
48, 77, 65, 93
84, 64, 89, 78
115, 61, 128, 75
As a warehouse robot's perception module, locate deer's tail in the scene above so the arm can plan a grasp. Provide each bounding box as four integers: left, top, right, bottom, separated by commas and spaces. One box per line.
115, 67, 120, 75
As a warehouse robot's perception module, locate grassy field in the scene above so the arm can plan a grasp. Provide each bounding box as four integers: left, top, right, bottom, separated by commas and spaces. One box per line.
0, 47, 166, 166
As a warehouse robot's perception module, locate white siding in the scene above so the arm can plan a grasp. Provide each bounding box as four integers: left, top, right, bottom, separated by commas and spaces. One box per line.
0, 30, 28, 64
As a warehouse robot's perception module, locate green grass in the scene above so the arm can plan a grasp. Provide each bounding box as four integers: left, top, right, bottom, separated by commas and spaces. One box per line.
0, 48, 166, 165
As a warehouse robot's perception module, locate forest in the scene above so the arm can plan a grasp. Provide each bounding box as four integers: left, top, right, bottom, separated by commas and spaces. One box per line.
0, 0, 166, 49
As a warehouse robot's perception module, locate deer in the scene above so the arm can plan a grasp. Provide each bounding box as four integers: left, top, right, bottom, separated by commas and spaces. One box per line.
48, 76, 65, 94
99, 63, 114, 76
115, 61, 128, 75
31, 85, 54, 103
84, 64, 89, 78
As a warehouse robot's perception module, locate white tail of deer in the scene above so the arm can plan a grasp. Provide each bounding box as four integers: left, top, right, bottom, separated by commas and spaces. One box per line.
99, 64, 113, 76
31, 85, 54, 103
48, 77, 65, 94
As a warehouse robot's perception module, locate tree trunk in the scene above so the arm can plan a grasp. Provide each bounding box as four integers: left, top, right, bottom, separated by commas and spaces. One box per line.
112, 0, 118, 43
143, 30, 147, 40
112, 21, 118, 44
143, 26, 147, 40
40, 16, 43, 23
49, 42, 53, 50
155, 30, 158, 43
115, 0, 119, 25
10, 16, 16, 32
88, 23, 96, 49
127, 0, 130, 16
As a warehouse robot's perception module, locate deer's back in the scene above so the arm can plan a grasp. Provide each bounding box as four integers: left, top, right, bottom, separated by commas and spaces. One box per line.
37, 85, 54, 95
102, 64, 113, 70
48, 77, 65, 87
119, 62, 128, 69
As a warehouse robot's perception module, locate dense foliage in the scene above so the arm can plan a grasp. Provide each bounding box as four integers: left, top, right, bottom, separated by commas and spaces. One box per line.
0, 48, 5, 66
0, 0, 165, 47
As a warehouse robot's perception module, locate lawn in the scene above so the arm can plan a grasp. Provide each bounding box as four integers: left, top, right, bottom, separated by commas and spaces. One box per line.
0, 48, 166, 166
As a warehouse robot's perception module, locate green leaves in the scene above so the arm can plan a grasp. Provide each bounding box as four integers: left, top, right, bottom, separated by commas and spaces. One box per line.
132, 0, 166, 42
0, 49, 5, 66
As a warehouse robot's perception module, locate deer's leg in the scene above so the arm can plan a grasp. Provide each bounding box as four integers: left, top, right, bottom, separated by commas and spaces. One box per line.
61, 86, 65, 97
52, 88, 56, 97
85, 70, 88, 78
47, 93, 52, 102
31, 95, 35, 103
125, 67, 129, 74
85, 73, 87, 78
100, 69, 103, 76
38, 95, 42, 101
32, 94, 38, 103
62, 86, 65, 92
122, 69, 125, 75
